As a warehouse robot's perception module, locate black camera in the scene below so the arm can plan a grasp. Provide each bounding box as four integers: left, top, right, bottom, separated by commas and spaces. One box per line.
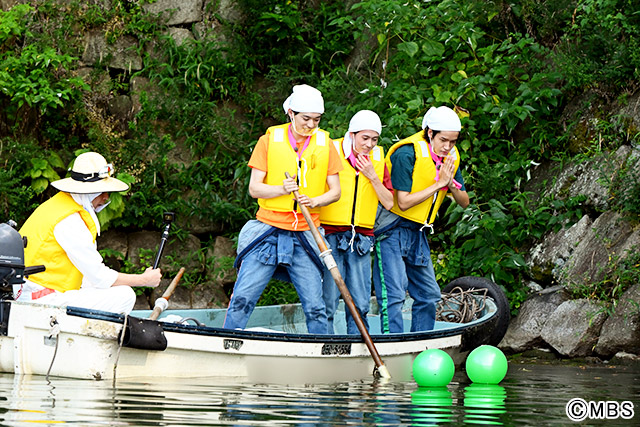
163, 212, 175, 224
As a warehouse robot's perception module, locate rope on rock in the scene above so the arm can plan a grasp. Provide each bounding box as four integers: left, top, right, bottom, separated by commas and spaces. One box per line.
436, 286, 487, 323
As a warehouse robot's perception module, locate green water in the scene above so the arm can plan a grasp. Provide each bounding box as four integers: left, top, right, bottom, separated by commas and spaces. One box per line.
0, 362, 638, 425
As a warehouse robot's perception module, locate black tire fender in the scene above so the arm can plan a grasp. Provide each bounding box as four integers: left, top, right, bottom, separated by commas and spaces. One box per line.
442, 276, 510, 346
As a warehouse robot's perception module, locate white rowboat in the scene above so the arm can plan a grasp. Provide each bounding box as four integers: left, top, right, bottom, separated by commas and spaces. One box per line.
0, 279, 507, 383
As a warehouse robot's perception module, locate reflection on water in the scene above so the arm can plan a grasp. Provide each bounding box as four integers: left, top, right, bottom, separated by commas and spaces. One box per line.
0, 363, 638, 426
411, 387, 454, 424
463, 384, 506, 425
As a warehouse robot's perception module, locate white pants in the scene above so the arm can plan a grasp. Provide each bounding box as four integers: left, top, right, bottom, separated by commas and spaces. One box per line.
15, 286, 137, 314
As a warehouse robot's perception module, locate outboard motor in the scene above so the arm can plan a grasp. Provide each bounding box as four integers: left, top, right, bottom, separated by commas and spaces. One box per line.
0, 221, 45, 300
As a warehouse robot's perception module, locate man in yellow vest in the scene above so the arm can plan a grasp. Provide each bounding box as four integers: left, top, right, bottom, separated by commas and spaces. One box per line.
16, 152, 162, 314
373, 106, 470, 333
319, 110, 394, 334
223, 84, 343, 334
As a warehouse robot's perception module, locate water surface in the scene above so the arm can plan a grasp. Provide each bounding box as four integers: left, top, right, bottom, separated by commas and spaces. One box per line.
1, 361, 638, 425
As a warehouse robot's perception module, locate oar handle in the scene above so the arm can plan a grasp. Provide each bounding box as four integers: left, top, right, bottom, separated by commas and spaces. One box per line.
149, 267, 185, 321
285, 173, 390, 378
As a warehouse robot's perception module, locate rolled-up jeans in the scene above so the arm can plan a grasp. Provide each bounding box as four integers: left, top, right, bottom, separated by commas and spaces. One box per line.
322, 231, 374, 334
224, 223, 327, 334
373, 219, 441, 333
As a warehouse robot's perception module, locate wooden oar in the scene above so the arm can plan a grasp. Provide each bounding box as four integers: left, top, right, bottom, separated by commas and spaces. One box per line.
285, 172, 391, 379
149, 267, 185, 320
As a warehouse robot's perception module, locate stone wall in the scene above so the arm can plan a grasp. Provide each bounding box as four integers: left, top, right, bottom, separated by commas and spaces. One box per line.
500, 91, 640, 362
89, 1, 244, 309
0, 0, 248, 309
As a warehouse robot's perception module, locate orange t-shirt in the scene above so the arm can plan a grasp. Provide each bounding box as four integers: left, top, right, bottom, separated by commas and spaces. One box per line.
249, 132, 343, 231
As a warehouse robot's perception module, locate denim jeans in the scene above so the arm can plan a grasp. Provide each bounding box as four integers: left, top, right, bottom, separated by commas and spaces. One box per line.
224, 224, 327, 334
322, 231, 374, 334
372, 219, 441, 333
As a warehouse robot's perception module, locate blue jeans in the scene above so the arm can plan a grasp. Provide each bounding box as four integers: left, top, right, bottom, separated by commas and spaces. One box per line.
322, 231, 374, 334
224, 225, 327, 334
372, 219, 441, 333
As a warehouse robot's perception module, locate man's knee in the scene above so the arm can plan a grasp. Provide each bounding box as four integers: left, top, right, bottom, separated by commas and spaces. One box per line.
229, 296, 255, 315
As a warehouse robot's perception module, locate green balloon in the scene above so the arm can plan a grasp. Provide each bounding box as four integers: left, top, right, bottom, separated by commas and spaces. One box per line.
465, 345, 508, 384
412, 349, 455, 387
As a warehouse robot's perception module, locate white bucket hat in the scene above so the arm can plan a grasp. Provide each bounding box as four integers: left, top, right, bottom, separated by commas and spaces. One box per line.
282, 84, 325, 114
421, 106, 462, 131
51, 152, 129, 194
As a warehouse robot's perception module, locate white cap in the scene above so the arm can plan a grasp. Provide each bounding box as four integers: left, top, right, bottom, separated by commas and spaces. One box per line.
282, 84, 324, 114
348, 110, 382, 134
343, 110, 382, 157
421, 106, 462, 131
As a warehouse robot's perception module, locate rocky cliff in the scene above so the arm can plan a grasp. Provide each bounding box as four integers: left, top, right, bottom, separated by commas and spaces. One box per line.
499, 93, 640, 362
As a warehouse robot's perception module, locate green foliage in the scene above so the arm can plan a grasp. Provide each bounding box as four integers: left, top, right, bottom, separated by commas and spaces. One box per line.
0, 3, 31, 42
136, 247, 156, 269
553, 0, 640, 91
0, 164, 37, 223
332, 0, 562, 133
26, 152, 64, 194
0, 138, 50, 223
318, 0, 566, 309
322, 1, 564, 213
0, 4, 89, 137
433, 192, 587, 312
434, 199, 529, 285
2, 0, 639, 313
506, 0, 577, 43
237, 0, 352, 76
145, 34, 248, 102
115, 32, 259, 230
99, 247, 138, 273
0, 44, 86, 110
258, 279, 300, 306
567, 114, 640, 222
162, 247, 207, 290
96, 172, 136, 228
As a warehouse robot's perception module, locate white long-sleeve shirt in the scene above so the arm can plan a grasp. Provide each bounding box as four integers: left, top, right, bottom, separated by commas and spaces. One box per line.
16, 212, 118, 296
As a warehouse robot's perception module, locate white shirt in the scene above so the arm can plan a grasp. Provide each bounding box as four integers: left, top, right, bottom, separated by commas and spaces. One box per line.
17, 212, 118, 295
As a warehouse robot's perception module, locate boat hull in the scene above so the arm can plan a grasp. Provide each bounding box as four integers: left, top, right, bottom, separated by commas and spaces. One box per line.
0, 298, 498, 382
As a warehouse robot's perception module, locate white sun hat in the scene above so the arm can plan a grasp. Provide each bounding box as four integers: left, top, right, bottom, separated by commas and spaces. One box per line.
282, 84, 325, 114
51, 152, 129, 194
421, 106, 462, 131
